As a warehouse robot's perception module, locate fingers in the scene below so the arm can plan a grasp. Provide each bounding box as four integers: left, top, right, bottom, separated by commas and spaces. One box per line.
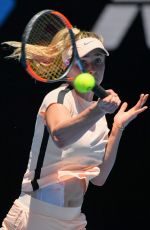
141, 94, 149, 106
135, 94, 149, 109
103, 93, 121, 106
126, 94, 149, 119
98, 93, 121, 114
111, 96, 121, 107
118, 102, 128, 112
106, 89, 118, 97
134, 105, 148, 116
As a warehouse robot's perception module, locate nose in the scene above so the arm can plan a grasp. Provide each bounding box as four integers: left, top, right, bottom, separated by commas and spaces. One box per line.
89, 70, 96, 75
85, 63, 94, 74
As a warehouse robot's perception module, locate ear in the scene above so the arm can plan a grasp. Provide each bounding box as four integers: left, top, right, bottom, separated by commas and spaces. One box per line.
64, 58, 70, 66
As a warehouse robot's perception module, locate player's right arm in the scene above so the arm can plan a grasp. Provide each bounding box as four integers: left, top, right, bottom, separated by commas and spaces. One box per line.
45, 90, 120, 148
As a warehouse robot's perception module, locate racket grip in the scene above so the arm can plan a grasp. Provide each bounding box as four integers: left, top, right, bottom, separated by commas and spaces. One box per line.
93, 84, 109, 99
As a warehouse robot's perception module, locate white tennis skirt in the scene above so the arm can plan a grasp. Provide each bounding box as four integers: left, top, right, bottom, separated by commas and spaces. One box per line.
1, 193, 87, 230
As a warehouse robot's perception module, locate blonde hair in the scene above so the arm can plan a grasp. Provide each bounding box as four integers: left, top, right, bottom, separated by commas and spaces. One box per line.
3, 28, 104, 80
3, 27, 104, 62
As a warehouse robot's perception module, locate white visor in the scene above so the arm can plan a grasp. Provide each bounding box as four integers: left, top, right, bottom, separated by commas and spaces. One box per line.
62, 37, 109, 62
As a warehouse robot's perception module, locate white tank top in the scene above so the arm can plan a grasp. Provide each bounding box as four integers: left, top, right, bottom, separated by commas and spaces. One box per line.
21, 84, 109, 206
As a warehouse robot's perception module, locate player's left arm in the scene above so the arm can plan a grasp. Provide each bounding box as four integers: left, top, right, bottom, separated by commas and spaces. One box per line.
91, 94, 149, 186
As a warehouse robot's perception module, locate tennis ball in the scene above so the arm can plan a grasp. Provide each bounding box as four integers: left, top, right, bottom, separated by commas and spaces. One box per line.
73, 73, 95, 93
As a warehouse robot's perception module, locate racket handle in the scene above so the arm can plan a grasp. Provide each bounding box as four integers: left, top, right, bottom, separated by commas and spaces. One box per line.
93, 84, 109, 99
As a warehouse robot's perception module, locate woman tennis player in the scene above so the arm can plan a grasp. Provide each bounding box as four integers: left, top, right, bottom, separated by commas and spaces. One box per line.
1, 21, 149, 230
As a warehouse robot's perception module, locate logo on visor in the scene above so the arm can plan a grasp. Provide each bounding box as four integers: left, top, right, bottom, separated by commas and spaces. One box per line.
83, 41, 93, 46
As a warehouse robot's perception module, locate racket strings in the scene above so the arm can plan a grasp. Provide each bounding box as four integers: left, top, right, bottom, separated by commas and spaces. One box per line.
26, 12, 71, 80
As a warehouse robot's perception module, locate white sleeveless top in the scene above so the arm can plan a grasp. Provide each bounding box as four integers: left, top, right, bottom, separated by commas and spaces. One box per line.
22, 84, 109, 195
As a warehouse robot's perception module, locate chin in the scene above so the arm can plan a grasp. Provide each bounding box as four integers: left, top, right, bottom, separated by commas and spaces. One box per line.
94, 75, 103, 85
95, 79, 103, 86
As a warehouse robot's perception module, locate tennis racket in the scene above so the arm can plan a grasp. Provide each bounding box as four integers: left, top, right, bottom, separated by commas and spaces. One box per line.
21, 9, 108, 98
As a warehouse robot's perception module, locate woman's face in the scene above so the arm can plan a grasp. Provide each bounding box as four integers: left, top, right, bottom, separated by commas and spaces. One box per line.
67, 48, 106, 85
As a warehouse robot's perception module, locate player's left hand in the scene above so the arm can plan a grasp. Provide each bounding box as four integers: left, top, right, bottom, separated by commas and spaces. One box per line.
114, 94, 149, 128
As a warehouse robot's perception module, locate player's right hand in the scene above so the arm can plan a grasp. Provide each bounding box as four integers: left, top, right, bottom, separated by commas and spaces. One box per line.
97, 89, 121, 114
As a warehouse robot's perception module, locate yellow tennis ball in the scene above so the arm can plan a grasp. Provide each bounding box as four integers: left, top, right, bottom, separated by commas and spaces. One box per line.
73, 73, 95, 93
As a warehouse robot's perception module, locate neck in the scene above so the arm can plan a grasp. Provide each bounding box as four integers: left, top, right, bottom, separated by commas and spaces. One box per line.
76, 90, 94, 102
69, 81, 94, 101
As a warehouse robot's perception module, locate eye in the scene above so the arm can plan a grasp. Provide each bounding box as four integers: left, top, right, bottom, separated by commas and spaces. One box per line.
64, 59, 70, 66
81, 60, 88, 68
94, 57, 104, 66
